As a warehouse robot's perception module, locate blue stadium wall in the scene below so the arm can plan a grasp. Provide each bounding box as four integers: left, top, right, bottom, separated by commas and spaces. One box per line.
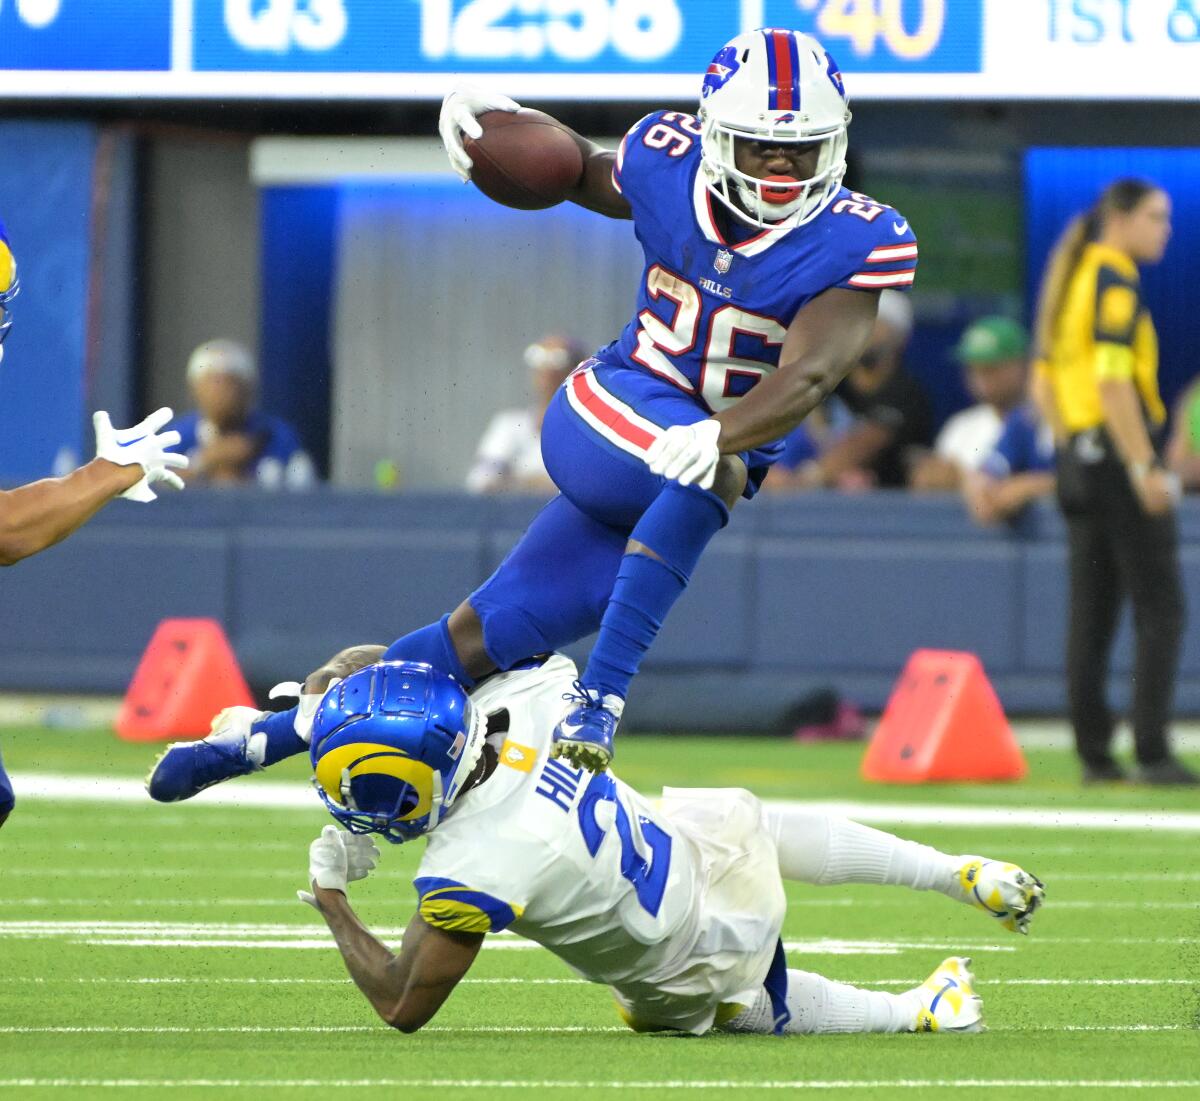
3, 490, 1198, 731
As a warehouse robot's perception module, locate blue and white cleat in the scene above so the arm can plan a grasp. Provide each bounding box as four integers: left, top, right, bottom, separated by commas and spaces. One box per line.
146, 706, 264, 802
911, 956, 984, 1033
953, 857, 1046, 935
551, 683, 623, 773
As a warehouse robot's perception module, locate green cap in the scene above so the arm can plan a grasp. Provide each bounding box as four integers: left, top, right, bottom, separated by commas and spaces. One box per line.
954, 316, 1029, 366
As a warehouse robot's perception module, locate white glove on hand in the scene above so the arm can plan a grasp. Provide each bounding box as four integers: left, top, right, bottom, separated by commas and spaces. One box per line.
645, 419, 722, 490
298, 825, 380, 908
438, 83, 521, 182
93, 407, 189, 503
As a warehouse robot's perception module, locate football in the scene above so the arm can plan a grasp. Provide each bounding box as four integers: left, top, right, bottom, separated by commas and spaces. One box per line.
465, 108, 584, 211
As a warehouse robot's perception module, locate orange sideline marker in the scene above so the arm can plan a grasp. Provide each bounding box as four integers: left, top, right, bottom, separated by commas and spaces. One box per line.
115, 618, 254, 742
861, 649, 1026, 783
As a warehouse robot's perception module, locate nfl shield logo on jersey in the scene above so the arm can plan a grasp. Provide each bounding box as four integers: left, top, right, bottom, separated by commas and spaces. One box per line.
714, 249, 733, 274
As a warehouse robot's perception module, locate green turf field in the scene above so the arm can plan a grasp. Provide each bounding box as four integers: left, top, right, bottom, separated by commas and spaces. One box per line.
1, 726, 1198, 1100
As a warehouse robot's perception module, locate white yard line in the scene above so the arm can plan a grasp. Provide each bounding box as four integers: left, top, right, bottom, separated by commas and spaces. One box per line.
1048, 872, 1200, 881
13, 773, 1200, 832
4, 983, 585, 993
0, 916, 1188, 948
4, 975, 1193, 987
1, 1078, 1198, 1090
0, 1025, 622, 1035
0, 898, 325, 908
0, 923, 1018, 956
0, 1024, 1185, 1035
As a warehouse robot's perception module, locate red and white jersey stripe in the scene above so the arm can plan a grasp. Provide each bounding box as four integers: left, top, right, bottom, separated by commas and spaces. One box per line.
565, 367, 662, 458
865, 243, 919, 263
847, 239, 918, 289
847, 268, 917, 289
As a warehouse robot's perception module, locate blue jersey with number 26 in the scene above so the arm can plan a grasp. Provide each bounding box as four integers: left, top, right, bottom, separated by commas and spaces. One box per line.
592, 110, 918, 413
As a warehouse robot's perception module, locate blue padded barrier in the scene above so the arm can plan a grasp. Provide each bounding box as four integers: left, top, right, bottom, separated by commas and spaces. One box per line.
3, 489, 1200, 730
751, 537, 1022, 674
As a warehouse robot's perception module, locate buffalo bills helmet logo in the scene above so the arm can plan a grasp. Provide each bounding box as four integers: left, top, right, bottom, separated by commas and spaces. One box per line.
825, 52, 846, 98
702, 45, 741, 98
773, 113, 796, 124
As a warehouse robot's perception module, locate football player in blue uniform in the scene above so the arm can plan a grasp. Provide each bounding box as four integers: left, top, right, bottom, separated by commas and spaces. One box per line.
148, 29, 918, 799
0, 220, 188, 827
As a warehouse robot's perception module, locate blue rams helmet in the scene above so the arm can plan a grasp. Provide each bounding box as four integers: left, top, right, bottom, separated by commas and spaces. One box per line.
0, 220, 19, 350
309, 661, 485, 844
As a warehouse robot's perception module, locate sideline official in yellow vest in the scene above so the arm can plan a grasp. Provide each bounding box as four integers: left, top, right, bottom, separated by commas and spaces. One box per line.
1034, 178, 1195, 786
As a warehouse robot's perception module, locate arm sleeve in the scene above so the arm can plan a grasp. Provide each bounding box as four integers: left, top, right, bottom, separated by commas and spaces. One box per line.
1092, 265, 1141, 381
413, 876, 524, 934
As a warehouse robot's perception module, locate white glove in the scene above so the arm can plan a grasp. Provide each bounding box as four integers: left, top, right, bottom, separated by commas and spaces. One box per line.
438, 83, 521, 182
298, 824, 380, 907
93, 407, 190, 503
645, 419, 722, 490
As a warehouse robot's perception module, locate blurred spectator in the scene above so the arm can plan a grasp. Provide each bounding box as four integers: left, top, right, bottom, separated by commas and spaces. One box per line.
962, 404, 1056, 525
173, 340, 315, 490
768, 290, 932, 490
1166, 375, 1200, 492
910, 317, 1030, 492
763, 402, 855, 491
466, 335, 582, 494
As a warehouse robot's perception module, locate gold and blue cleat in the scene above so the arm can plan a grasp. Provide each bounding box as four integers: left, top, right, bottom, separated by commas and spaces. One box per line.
912, 956, 984, 1033
953, 857, 1045, 935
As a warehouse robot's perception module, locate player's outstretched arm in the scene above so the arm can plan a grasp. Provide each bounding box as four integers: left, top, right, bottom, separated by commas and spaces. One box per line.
0, 461, 142, 566
439, 84, 630, 221
713, 288, 880, 455
301, 827, 482, 1031
0, 406, 188, 566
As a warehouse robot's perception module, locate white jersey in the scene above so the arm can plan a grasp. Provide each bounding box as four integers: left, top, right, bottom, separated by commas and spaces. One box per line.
414, 654, 787, 1034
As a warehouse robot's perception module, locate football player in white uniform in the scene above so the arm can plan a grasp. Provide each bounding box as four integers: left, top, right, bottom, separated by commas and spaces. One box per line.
289, 652, 1044, 1037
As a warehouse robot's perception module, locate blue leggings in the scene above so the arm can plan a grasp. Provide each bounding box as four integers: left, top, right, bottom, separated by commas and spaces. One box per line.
468, 371, 733, 674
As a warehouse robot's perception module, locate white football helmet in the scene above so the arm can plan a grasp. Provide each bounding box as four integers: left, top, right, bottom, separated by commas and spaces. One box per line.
698, 29, 851, 229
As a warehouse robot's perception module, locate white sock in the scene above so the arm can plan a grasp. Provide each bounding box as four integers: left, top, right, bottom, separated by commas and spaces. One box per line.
725, 970, 915, 1035
764, 807, 959, 896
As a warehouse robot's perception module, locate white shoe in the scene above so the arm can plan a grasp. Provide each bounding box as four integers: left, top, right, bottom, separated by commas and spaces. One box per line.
952, 857, 1045, 935
911, 956, 984, 1033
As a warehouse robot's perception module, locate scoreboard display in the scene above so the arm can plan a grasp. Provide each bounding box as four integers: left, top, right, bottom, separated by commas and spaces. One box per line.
0, 0, 1196, 100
